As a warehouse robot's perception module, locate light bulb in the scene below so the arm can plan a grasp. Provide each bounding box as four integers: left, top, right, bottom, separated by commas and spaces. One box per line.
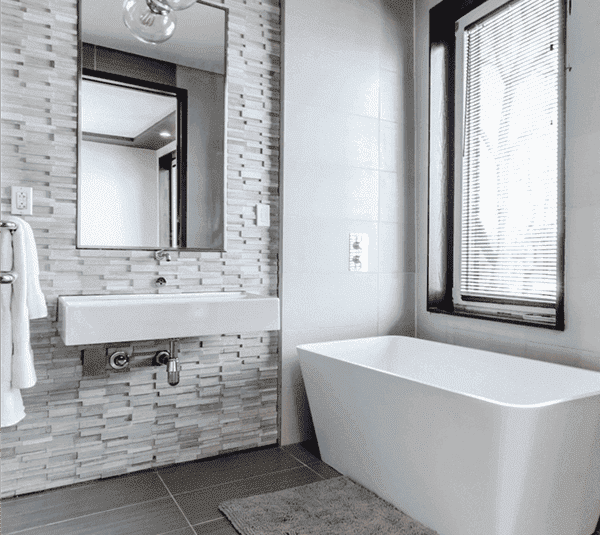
153, 0, 197, 10
123, 0, 177, 45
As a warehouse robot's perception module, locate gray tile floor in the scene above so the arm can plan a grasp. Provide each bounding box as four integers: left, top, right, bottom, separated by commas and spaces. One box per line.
1, 443, 340, 535
3, 443, 600, 535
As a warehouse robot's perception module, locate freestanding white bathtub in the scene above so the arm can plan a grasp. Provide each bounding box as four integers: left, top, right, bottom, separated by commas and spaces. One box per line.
298, 336, 600, 535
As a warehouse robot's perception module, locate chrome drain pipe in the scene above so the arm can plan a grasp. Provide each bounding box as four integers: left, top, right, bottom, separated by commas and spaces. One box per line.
154, 340, 180, 386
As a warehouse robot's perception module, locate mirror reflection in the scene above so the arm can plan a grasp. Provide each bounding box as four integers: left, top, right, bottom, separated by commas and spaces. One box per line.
78, 0, 226, 250
80, 75, 184, 248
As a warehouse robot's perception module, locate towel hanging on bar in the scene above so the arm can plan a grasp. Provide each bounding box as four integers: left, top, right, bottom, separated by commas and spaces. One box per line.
1, 216, 47, 428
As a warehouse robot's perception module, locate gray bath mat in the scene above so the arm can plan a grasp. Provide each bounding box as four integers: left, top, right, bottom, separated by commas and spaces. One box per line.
218, 476, 439, 535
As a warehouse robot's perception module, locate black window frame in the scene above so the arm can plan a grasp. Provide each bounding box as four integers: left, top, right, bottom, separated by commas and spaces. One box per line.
426, 0, 566, 330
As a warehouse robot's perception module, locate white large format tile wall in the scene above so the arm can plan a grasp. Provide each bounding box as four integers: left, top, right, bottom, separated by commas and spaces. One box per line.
280, 0, 415, 444
415, 0, 600, 371
0, 0, 281, 497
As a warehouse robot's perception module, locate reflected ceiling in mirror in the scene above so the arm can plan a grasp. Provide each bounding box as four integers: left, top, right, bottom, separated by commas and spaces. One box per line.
81, 79, 177, 146
82, 0, 225, 74
78, 0, 227, 251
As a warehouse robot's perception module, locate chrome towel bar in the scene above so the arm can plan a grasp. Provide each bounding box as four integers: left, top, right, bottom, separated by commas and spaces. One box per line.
0, 220, 17, 232
1, 219, 18, 284
0, 273, 16, 284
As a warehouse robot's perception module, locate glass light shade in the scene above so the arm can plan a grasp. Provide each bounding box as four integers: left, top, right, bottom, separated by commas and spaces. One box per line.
154, 0, 197, 10
123, 0, 177, 44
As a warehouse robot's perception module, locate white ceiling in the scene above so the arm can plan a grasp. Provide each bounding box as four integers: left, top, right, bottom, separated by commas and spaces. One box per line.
81, 0, 226, 74
81, 79, 177, 138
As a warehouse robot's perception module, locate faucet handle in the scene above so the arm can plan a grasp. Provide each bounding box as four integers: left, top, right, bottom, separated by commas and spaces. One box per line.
154, 350, 171, 366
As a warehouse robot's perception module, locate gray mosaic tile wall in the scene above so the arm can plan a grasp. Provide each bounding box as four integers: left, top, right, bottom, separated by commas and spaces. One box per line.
0, 0, 281, 497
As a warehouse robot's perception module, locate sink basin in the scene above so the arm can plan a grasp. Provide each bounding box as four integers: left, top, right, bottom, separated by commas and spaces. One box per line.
58, 292, 280, 346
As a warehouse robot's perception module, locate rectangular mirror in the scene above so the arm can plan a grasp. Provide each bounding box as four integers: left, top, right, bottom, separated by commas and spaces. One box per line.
78, 0, 227, 251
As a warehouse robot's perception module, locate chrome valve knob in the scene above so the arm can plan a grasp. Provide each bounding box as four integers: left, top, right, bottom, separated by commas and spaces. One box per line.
109, 351, 130, 370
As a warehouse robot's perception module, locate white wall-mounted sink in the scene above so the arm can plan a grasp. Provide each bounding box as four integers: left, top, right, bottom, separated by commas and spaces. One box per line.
58, 292, 280, 346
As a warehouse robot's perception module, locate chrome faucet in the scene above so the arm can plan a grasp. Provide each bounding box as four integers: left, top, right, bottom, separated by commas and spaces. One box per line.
154, 249, 171, 262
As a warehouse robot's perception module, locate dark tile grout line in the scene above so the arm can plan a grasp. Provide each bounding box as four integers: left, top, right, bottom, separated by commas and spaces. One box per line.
0, 468, 160, 504
159, 463, 317, 501
153, 446, 313, 501
282, 447, 330, 481
5, 495, 171, 535
155, 470, 197, 534
186, 517, 230, 533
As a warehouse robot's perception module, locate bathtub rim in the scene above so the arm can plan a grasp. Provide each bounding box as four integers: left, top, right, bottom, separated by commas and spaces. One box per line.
297, 335, 600, 409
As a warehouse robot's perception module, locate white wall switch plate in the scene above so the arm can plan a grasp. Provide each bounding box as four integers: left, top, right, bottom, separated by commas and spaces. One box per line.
349, 233, 369, 272
11, 186, 33, 215
256, 203, 270, 227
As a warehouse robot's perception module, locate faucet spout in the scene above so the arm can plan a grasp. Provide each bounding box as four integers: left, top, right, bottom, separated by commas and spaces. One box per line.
154, 249, 171, 262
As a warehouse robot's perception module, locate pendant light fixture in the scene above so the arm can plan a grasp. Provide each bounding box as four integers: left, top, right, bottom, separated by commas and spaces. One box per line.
123, 0, 177, 44
123, 0, 198, 45
122, 0, 199, 45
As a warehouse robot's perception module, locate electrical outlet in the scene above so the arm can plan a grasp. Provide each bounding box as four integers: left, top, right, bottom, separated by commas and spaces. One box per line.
11, 186, 33, 215
16, 191, 27, 209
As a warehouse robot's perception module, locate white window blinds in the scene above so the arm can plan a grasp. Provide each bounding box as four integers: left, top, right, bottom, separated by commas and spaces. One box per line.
458, 0, 562, 310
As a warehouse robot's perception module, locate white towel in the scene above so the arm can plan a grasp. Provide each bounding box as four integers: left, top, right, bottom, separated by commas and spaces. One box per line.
1, 227, 24, 427
1, 216, 47, 428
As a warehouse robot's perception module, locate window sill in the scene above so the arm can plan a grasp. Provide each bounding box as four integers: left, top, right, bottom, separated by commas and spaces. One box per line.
427, 306, 564, 331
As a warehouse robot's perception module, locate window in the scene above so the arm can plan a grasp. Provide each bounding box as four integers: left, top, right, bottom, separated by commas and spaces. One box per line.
428, 0, 565, 329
